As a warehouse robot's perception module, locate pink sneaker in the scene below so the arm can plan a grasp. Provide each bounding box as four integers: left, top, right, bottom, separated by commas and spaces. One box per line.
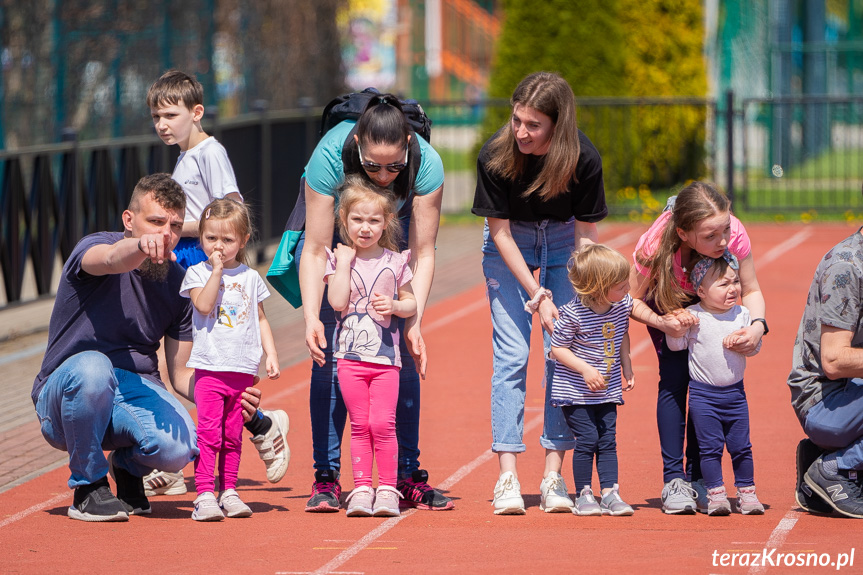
736, 486, 765, 515
373, 485, 402, 517
345, 486, 374, 517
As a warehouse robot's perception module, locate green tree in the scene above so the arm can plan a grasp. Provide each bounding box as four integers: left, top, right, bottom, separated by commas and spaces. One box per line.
484, 0, 708, 197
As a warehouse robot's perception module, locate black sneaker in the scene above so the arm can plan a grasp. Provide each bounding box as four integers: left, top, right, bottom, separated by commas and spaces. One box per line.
108, 452, 152, 515
804, 455, 863, 519
795, 439, 833, 514
397, 469, 454, 510
68, 477, 129, 522
304, 469, 341, 513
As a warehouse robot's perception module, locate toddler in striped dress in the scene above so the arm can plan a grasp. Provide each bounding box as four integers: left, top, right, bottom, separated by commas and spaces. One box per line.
550, 244, 635, 516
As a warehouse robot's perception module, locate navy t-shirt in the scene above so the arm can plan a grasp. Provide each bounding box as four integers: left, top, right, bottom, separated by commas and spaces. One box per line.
472, 128, 607, 223
32, 232, 193, 405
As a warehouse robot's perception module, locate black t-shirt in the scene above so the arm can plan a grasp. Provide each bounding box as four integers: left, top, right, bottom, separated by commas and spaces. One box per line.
472, 128, 607, 223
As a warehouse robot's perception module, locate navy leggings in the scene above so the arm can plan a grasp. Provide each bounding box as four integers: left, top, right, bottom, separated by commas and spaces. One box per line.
688, 380, 754, 489
647, 322, 702, 484
562, 403, 618, 492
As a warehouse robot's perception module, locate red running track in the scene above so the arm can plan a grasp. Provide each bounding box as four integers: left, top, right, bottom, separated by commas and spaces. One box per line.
1, 223, 861, 575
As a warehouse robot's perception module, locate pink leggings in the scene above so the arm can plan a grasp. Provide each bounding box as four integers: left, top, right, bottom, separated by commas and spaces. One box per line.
193, 369, 253, 494
337, 359, 400, 488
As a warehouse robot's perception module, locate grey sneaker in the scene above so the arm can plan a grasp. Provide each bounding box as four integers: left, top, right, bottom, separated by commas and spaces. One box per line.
691, 479, 709, 514
373, 485, 402, 517
736, 486, 764, 515
573, 486, 602, 516
218, 489, 253, 518
192, 492, 225, 522
707, 486, 732, 516
250, 409, 290, 483
143, 469, 187, 496
804, 456, 863, 519
346, 486, 375, 517
599, 484, 634, 516
661, 478, 697, 515
68, 477, 129, 522
493, 471, 525, 515
539, 471, 574, 513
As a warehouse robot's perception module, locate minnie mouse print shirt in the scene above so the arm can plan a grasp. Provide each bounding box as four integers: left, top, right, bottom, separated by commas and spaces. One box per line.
324, 248, 413, 367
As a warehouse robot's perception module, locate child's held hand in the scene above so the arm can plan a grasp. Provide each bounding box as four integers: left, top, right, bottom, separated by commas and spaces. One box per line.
370, 292, 395, 316
333, 243, 356, 266
266, 356, 280, 379
582, 366, 608, 391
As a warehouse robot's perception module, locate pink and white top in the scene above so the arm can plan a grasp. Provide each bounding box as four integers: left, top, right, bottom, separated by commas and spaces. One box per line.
324, 248, 413, 367
633, 210, 752, 292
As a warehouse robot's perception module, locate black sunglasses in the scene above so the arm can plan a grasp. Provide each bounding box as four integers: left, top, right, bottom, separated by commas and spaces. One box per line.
358, 142, 409, 173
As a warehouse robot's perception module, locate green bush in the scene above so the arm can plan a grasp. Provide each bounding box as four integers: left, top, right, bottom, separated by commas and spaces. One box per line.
484, 0, 708, 196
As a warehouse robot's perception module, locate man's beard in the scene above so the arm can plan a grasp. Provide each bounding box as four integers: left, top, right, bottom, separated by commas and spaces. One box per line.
140, 258, 170, 281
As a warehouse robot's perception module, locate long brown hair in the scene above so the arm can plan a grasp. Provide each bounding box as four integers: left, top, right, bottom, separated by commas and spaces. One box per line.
635, 181, 730, 313
485, 71, 580, 200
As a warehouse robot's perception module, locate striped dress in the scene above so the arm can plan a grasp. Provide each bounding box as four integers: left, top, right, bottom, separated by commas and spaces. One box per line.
550, 294, 633, 406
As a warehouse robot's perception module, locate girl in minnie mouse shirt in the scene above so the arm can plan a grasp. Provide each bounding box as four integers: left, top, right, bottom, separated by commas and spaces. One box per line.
324, 175, 417, 518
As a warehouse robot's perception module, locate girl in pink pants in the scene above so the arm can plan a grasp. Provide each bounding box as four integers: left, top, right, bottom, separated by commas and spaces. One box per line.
180, 199, 280, 521
324, 175, 417, 517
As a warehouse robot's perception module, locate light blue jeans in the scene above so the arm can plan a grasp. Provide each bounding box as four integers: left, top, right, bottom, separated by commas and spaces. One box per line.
804, 378, 863, 470
482, 218, 577, 453
35, 351, 198, 488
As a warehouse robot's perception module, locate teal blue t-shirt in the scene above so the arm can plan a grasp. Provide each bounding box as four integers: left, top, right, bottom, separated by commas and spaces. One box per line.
303, 120, 444, 203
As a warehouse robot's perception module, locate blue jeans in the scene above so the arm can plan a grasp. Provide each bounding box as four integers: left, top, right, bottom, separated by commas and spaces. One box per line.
482, 219, 577, 453
35, 351, 198, 489
296, 229, 421, 479
804, 378, 863, 470
562, 403, 618, 491
688, 380, 753, 489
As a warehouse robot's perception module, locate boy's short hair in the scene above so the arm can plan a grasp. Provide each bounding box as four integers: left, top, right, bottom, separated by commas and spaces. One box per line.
147, 70, 203, 110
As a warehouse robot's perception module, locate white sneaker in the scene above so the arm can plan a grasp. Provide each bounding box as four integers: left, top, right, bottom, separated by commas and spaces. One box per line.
218, 489, 253, 518
192, 492, 225, 522
493, 471, 525, 515
661, 478, 697, 515
539, 471, 574, 513
249, 409, 290, 483
143, 469, 187, 497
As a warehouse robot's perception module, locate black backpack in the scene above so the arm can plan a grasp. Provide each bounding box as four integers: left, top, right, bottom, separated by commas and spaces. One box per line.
319, 87, 432, 143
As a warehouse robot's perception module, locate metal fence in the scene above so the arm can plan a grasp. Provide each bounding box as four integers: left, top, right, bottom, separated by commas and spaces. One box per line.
4, 95, 863, 307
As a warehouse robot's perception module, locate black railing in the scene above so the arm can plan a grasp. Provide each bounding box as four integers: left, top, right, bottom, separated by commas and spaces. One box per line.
4, 94, 863, 307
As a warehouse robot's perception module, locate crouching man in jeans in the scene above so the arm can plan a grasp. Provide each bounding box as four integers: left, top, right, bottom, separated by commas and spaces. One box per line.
788, 221, 863, 519
31, 173, 261, 521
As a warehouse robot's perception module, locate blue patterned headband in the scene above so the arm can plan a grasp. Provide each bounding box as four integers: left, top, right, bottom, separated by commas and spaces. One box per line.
690, 250, 739, 290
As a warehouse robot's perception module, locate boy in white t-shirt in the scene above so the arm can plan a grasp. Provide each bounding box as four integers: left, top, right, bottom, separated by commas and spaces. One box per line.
144, 70, 290, 493
147, 70, 242, 270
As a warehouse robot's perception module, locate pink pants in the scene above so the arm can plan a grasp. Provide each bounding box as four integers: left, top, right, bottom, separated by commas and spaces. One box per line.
193, 369, 253, 494
337, 358, 400, 488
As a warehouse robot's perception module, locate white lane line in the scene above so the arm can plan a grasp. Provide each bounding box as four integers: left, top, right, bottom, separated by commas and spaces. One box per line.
747, 510, 801, 575
308, 330, 653, 574
757, 228, 813, 267
0, 493, 69, 528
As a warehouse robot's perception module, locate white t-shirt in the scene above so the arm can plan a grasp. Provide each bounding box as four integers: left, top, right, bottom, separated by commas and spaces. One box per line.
666, 303, 761, 386
172, 137, 241, 222
180, 262, 270, 375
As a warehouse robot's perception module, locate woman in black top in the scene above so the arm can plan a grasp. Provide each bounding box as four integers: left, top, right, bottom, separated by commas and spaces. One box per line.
472, 71, 607, 514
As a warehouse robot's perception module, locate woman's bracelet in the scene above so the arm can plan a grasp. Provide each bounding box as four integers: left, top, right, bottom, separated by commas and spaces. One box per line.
524, 287, 553, 314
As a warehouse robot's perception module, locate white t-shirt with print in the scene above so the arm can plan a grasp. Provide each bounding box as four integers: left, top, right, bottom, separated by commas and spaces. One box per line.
180, 262, 269, 375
